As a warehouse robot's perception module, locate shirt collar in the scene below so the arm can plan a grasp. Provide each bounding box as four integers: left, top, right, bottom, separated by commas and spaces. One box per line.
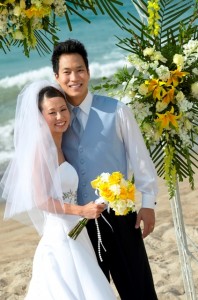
67, 91, 93, 116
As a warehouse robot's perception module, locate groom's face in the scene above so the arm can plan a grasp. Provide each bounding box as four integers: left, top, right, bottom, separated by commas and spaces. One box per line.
55, 53, 90, 106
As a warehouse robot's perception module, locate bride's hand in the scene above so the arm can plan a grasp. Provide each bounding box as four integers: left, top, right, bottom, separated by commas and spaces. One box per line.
81, 201, 106, 219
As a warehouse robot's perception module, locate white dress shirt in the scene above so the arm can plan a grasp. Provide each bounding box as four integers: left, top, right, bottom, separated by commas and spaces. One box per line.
69, 92, 158, 209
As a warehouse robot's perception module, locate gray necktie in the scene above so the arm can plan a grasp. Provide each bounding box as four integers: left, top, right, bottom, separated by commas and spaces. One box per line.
71, 107, 83, 140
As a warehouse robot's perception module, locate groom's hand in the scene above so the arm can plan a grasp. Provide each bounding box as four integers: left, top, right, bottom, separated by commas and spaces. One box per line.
135, 208, 155, 238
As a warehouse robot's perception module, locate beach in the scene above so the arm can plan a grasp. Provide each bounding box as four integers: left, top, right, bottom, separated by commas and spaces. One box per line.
1, 173, 198, 300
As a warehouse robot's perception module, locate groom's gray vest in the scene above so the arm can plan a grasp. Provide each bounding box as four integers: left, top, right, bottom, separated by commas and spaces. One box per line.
62, 95, 127, 205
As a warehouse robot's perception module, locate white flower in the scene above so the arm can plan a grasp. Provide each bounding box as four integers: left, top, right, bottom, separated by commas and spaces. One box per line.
127, 200, 136, 211
191, 82, 198, 100
100, 172, 110, 182
156, 101, 168, 112
192, 68, 198, 75
12, 30, 24, 40
131, 102, 152, 124
183, 39, 198, 57
184, 119, 193, 130
143, 47, 155, 56
149, 61, 159, 70
156, 65, 170, 81
173, 54, 184, 69
110, 201, 127, 215
13, 6, 22, 17
109, 184, 121, 196
129, 76, 137, 85
178, 99, 193, 112
176, 91, 185, 102
151, 51, 167, 63
0, 15, 7, 34
138, 83, 148, 95
120, 178, 128, 187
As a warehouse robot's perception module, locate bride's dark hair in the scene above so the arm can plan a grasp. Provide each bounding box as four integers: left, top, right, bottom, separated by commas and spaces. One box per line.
38, 86, 66, 111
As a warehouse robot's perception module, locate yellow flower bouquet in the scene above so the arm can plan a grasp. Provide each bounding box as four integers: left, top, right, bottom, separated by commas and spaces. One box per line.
91, 171, 136, 215
68, 171, 136, 240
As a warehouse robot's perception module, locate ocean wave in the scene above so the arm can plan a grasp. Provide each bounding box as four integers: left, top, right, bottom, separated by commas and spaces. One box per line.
0, 58, 128, 89
0, 120, 14, 176
90, 58, 128, 79
0, 67, 54, 89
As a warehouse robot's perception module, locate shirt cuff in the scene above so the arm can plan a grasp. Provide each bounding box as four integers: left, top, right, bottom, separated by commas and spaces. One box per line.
141, 193, 157, 209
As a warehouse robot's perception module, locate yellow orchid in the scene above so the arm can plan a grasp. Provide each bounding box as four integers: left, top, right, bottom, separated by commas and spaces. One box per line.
145, 78, 166, 100
162, 86, 175, 104
25, 5, 51, 19
155, 106, 181, 134
167, 69, 189, 87
147, 0, 160, 36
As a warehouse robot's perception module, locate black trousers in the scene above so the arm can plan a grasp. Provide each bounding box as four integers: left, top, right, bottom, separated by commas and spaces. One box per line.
86, 210, 158, 300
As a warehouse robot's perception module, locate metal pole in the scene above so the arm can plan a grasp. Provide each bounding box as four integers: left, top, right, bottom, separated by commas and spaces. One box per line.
170, 180, 197, 300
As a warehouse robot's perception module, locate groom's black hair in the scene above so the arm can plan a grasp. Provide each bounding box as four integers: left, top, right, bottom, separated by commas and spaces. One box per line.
51, 39, 89, 75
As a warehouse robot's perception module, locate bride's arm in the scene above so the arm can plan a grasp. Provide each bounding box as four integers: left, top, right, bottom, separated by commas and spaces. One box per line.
32, 155, 105, 218
63, 201, 106, 219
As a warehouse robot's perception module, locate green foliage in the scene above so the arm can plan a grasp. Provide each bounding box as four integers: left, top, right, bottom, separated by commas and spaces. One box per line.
93, 0, 198, 198
0, 0, 127, 57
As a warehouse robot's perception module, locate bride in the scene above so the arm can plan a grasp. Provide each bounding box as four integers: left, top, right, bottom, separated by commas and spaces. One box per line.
0, 80, 116, 300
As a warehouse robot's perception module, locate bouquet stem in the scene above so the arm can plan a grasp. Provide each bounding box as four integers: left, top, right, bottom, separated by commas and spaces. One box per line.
68, 218, 88, 240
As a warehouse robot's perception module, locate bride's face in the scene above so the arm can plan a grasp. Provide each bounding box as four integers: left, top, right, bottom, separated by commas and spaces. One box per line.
41, 96, 70, 135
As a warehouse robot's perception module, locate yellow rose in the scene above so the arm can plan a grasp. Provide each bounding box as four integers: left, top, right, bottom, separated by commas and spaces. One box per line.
119, 186, 127, 200
100, 185, 115, 202
90, 176, 101, 189
109, 172, 123, 185
127, 185, 135, 200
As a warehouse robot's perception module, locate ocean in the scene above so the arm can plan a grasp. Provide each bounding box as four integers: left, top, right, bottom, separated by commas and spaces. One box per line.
0, 0, 135, 180
0, 1, 195, 182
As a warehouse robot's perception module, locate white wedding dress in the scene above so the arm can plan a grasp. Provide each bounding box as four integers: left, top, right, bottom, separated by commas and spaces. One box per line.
25, 162, 116, 300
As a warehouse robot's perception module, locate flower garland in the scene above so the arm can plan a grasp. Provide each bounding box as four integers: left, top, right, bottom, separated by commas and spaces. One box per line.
0, 0, 66, 54
0, 1, 128, 56
93, 0, 198, 198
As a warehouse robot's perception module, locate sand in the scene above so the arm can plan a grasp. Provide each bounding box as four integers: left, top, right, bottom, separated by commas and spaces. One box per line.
0, 175, 198, 300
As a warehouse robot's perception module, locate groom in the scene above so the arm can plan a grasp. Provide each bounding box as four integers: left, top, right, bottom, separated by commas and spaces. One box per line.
51, 39, 158, 300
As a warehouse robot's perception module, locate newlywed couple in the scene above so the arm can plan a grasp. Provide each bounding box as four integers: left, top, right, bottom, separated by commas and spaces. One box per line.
1, 39, 158, 300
